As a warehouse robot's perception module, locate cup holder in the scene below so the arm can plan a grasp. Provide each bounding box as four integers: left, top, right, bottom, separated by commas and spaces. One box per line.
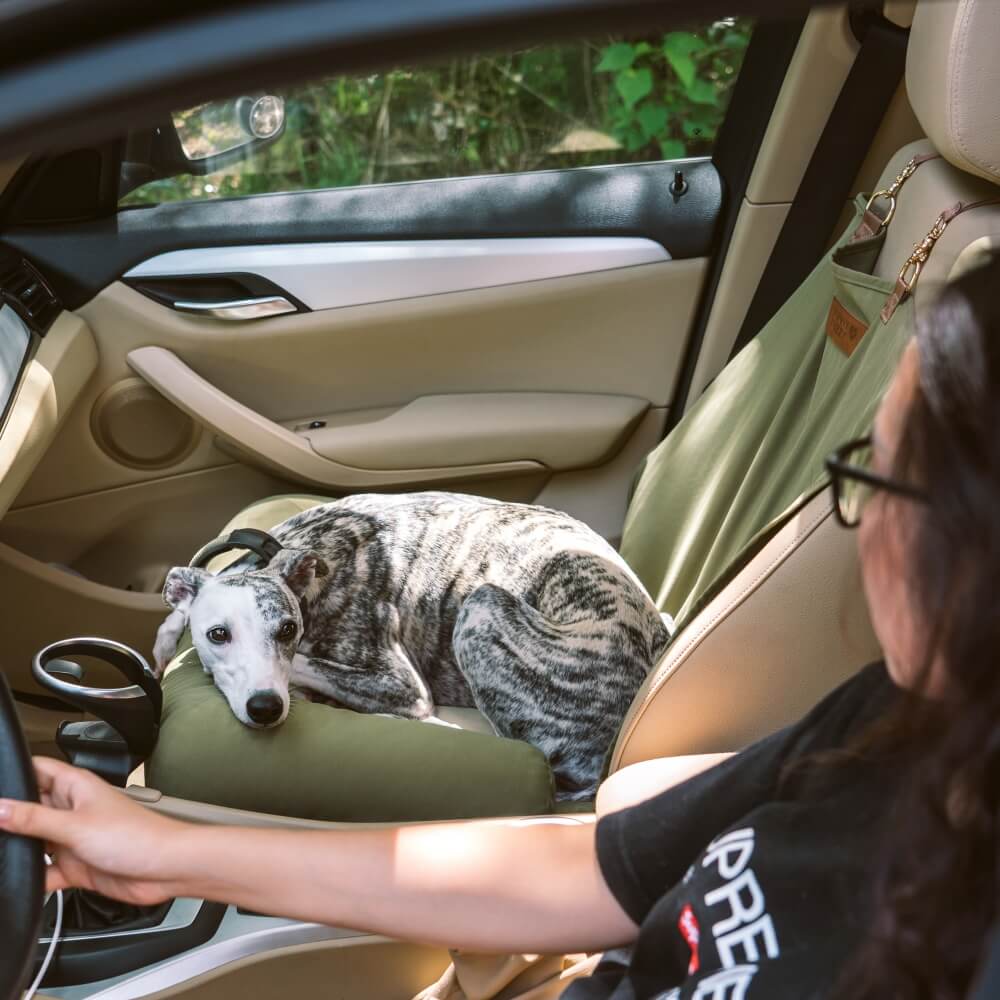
33, 638, 162, 786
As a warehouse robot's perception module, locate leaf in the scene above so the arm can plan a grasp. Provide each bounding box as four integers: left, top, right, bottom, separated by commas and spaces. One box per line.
659, 138, 686, 160
663, 32, 706, 88
624, 127, 647, 153
596, 42, 637, 73
615, 67, 653, 108
685, 78, 719, 106
636, 104, 669, 139
664, 51, 695, 89
664, 30, 708, 55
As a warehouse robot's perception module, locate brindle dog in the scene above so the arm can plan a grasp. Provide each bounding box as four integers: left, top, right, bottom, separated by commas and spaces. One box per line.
154, 492, 672, 799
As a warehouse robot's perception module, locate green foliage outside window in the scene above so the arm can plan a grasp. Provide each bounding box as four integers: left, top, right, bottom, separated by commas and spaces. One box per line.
122, 19, 751, 206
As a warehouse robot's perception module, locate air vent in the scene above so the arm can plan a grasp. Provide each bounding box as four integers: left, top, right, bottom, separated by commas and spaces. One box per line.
0, 257, 60, 335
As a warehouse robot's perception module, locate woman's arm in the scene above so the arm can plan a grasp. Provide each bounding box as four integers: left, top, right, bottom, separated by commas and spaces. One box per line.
0, 757, 638, 955
596, 753, 734, 816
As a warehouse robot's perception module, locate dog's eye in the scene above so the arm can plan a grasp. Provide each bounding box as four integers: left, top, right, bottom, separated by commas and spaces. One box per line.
275, 620, 297, 642
206, 626, 230, 645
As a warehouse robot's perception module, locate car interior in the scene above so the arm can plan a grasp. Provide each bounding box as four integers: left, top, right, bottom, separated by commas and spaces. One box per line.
2, 0, 1000, 996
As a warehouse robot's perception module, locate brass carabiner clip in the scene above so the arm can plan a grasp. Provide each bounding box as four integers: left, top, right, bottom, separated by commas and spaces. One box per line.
864, 156, 921, 236
864, 189, 897, 233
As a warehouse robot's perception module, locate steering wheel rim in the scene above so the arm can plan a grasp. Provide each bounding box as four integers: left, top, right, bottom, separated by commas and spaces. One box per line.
0, 672, 44, 998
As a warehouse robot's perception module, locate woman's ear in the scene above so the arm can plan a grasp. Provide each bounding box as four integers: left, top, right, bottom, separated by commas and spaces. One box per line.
153, 566, 209, 676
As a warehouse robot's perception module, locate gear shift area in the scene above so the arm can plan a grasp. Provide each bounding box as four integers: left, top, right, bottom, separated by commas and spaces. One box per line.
28, 637, 229, 990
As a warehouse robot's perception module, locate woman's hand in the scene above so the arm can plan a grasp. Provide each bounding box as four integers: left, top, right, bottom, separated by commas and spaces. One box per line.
0, 756, 188, 905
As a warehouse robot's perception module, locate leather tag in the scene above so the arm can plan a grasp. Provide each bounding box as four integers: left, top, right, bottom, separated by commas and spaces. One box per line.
826, 297, 868, 356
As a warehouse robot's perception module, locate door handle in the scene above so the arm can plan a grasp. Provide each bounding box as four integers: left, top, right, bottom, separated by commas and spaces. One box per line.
171, 296, 297, 320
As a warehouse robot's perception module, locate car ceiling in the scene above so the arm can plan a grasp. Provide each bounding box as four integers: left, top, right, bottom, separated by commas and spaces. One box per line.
0, 0, 835, 163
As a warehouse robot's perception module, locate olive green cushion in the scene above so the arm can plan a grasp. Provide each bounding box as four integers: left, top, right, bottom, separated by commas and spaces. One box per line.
620, 195, 914, 627
147, 645, 555, 821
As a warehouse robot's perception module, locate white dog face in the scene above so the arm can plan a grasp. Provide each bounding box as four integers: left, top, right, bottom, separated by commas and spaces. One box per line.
153, 550, 327, 729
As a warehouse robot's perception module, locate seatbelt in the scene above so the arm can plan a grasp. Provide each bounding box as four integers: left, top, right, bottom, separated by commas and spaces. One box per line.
728, 8, 908, 361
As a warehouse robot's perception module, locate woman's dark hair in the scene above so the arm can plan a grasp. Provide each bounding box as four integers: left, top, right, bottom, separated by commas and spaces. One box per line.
842, 255, 1000, 999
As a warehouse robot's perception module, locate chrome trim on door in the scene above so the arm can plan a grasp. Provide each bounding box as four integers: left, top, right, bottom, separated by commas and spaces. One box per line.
171, 296, 297, 320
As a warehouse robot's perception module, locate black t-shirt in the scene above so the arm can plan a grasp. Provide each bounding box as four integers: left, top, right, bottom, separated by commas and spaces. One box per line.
564, 662, 902, 1000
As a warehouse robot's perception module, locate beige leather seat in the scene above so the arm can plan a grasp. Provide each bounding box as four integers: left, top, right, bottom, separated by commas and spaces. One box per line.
612, 0, 1000, 771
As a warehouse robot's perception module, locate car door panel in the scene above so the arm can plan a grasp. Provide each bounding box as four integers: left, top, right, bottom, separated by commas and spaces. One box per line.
9, 251, 703, 502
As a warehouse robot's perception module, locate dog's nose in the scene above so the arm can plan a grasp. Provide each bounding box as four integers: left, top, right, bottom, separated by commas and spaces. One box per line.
246, 691, 283, 726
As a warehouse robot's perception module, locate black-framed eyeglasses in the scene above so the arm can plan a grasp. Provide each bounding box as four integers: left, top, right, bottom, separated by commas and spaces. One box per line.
824, 435, 928, 528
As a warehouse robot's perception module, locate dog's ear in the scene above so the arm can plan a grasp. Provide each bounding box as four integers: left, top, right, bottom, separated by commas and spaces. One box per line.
162, 566, 209, 610
271, 548, 329, 599
153, 567, 209, 676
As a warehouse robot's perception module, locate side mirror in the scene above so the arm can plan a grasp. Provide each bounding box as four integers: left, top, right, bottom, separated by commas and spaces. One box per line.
120, 93, 286, 198
173, 94, 286, 172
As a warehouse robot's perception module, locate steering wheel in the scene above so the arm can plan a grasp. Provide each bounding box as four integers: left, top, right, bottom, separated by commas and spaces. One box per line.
0, 672, 44, 998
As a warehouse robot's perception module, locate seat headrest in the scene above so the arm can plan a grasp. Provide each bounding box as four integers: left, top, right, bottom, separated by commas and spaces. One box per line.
907, 0, 1000, 184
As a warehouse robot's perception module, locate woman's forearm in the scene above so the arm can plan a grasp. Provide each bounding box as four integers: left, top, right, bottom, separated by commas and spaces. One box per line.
167, 815, 638, 954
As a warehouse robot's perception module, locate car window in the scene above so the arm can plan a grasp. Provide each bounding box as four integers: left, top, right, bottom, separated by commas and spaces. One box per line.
120, 17, 752, 207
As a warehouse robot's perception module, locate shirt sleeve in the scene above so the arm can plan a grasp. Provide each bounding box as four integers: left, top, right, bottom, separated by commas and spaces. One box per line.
596, 661, 891, 925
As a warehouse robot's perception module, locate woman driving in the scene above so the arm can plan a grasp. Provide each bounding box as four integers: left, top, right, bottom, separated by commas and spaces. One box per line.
2, 256, 999, 998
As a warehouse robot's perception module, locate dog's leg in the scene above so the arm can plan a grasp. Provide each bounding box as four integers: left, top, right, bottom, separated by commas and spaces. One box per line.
292, 600, 437, 719
454, 584, 635, 801
290, 650, 437, 720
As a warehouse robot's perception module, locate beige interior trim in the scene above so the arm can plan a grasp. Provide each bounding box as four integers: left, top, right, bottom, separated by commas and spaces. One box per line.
610, 490, 881, 771
0, 312, 97, 519
685, 201, 789, 403
746, 6, 858, 206
128, 346, 547, 489
128, 785, 595, 831
294, 392, 647, 472
534, 406, 666, 546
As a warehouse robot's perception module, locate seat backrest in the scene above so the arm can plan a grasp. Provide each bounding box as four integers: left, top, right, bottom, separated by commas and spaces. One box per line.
611, 0, 1000, 771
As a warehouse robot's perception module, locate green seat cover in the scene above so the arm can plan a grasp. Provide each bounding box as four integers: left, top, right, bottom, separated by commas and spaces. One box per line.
148, 195, 915, 820
621, 195, 913, 627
